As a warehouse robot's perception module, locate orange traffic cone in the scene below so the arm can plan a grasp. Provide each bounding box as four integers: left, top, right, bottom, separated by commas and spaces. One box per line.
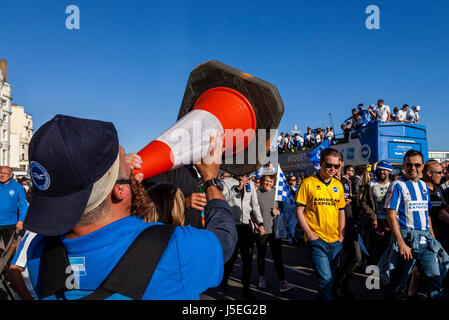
135, 87, 257, 179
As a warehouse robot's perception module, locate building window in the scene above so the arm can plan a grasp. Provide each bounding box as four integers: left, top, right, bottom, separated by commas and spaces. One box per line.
21, 153, 25, 160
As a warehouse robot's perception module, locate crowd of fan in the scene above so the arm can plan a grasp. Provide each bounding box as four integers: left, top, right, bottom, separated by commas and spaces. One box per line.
277, 99, 422, 153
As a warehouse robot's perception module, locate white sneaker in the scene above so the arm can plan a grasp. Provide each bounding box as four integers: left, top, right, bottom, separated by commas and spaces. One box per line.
258, 276, 267, 289
279, 280, 294, 293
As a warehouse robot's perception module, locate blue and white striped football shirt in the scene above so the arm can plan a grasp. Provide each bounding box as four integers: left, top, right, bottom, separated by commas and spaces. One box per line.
384, 177, 431, 231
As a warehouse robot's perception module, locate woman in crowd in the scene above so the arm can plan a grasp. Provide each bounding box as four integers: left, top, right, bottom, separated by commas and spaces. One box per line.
255, 174, 294, 293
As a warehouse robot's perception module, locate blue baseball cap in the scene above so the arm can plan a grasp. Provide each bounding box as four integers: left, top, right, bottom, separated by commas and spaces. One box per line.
24, 115, 119, 236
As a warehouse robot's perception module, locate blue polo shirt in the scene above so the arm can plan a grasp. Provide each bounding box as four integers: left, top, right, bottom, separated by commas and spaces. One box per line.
0, 178, 28, 226
12, 215, 224, 300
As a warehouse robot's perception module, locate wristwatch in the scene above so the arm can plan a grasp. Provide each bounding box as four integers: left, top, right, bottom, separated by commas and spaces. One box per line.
203, 178, 224, 191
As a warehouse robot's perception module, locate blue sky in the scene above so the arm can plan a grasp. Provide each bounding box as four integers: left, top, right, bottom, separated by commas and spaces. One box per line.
1, 0, 448, 153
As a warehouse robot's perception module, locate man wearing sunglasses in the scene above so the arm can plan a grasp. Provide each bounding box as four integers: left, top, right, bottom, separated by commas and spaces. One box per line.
382, 150, 448, 300
296, 148, 346, 300
422, 161, 448, 245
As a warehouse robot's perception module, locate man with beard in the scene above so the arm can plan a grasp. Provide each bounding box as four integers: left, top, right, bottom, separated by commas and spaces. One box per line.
8, 115, 237, 300
360, 161, 393, 265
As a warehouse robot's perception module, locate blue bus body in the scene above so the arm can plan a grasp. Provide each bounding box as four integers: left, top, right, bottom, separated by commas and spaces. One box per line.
278, 121, 428, 176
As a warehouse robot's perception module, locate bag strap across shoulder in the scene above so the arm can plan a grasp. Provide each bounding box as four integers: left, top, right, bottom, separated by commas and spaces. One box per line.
39, 224, 176, 300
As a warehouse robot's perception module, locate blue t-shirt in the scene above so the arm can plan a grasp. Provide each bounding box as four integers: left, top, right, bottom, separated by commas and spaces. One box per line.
12, 215, 224, 300
0, 179, 28, 226
384, 177, 431, 231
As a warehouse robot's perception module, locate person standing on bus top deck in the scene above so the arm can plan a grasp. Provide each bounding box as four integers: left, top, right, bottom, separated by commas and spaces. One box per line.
344, 108, 359, 129
391, 107, 399, 122
397, 105, 409, 123
294, 133, 304, 150
376, 99, 391, 122
381, 150, 448, 300
407, 106, 420, 124
357, 104, 372, 126
325, 127, 334, 144
295, 148, 346, 300
367, 105, 376, 122
315, 129, 323, 146
277, 132, 285, 153
284, 133, 292, 152
305, 128, 314, 148
413, 106, 421, 124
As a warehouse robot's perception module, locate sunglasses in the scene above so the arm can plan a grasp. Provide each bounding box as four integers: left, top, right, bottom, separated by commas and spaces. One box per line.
430, 170, 443, 175
325, 163, 341, 169
116, 179, 131, 185
405, 163, 422, 169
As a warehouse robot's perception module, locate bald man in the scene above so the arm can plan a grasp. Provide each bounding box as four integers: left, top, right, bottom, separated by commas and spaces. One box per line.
0, 166, 28, 251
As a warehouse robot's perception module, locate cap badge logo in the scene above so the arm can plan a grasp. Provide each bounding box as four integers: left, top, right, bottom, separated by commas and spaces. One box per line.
30, 161, 51, 191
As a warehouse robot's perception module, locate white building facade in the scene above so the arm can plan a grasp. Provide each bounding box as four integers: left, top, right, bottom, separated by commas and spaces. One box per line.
0, 66, 12, 167
428, 150, 449, 165
10, 105, 33, 175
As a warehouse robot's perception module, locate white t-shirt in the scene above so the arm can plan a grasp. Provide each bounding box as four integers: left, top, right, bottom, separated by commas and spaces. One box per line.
407, 109, 416, 122
397, 110, 407, 122
278, 136, 285, 147
295, 135, 304, 143
376, 105, 390, 122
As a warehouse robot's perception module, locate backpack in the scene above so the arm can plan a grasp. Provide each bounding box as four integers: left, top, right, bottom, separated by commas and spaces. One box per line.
38, 224, 176, 300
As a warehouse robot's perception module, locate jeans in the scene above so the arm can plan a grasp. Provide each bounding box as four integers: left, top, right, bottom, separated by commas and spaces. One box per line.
306, 238, 342, 300
393, 239, 444, 299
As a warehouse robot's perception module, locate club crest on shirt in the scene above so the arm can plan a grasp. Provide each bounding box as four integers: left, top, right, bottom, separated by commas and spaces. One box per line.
332, 186, 338, 193
9, 190, 14, 196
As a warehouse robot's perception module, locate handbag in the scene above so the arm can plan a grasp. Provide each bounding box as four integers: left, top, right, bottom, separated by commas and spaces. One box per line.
273, 213, 288, 240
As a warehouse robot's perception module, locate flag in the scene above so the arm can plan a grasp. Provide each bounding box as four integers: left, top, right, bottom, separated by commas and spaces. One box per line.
308, 139, 330, 169
274, 164, 298, 244
358, 233, 370, 257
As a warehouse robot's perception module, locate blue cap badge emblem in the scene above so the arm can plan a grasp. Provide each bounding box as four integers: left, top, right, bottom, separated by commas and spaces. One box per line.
30, 161, 51, 191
